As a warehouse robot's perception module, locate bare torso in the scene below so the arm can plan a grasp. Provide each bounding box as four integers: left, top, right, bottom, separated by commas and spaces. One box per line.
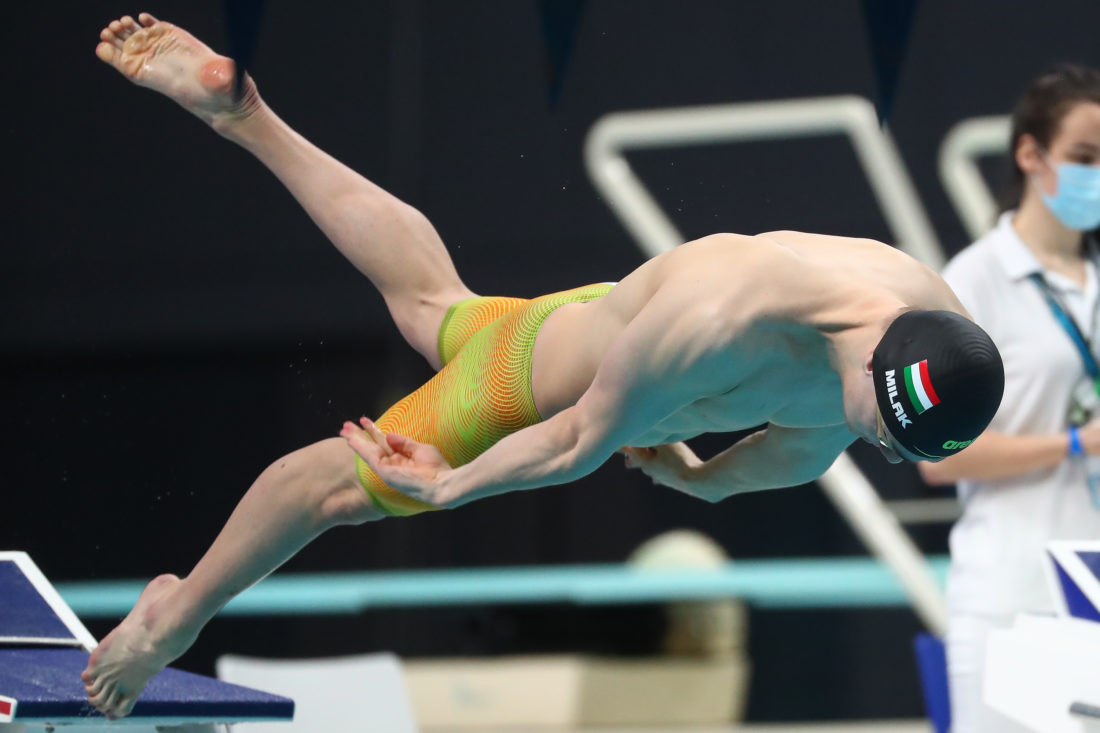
531, 231, 965, 446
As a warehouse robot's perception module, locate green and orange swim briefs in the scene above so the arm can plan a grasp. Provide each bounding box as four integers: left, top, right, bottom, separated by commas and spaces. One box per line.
355, 282, 614, 516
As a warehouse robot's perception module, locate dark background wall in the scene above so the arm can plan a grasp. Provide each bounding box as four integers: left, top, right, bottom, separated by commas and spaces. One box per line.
4, 0, 1098, 721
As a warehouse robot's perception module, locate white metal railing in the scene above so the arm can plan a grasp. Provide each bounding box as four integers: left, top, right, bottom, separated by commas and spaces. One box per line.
584, 95, 945, 268
819, 457, 947, 633
938, 115, 1012, 241
583, 96, 950, 634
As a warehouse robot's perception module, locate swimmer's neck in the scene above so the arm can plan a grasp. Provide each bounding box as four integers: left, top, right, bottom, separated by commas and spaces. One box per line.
824, 302, 908, 439
817, 295, 905, 364
828, 323, 880, 379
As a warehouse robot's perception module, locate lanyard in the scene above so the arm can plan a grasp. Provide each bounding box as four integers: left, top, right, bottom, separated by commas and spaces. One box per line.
1029, 272, 1100, 381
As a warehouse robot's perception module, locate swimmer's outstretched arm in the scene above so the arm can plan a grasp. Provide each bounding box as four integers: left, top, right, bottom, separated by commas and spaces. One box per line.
346, 383, 672, 507
348, 296, 733, 505
623, 426, 856, 501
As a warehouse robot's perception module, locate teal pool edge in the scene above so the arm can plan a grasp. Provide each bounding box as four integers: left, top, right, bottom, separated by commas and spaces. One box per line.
56, 555, 950, 618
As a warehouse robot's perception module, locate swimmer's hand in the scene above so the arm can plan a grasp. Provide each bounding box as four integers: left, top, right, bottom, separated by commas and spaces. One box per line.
621, 442, 702, 492
341, 417, 457, 507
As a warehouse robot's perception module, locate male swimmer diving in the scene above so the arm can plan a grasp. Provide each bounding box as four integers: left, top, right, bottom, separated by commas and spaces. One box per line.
84, 13, 1002, 719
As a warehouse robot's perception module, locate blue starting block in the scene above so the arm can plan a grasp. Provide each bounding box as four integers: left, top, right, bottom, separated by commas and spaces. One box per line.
0, 552, 294, 731
1046, 542, 1100, 623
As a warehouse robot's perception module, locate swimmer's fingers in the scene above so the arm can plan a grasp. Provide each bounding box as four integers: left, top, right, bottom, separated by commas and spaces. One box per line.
359, 417, 395, 456
385, 432, 453, 470
621, 446, 657, 468
360, 444, 453, 507
341, 422, 441, 472
341, 421, 386, 464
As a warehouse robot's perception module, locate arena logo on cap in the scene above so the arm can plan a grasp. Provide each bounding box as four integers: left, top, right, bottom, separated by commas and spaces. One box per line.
902, 360, 940, 415
942, 439, 974, 450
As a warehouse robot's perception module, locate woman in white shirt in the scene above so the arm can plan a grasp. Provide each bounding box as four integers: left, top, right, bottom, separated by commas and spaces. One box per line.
921, 64, 1100, 732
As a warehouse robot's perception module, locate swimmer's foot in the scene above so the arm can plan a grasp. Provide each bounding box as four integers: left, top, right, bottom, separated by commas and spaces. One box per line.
81, 574, 199, 720
95, 13, 259, 131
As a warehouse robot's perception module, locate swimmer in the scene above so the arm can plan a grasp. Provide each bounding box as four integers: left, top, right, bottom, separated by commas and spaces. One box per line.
84, 13, 1004, 719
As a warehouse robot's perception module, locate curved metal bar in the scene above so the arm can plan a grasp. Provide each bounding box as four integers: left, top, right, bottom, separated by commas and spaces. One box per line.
938, 115, 1012, 241
584, 95, 943, 267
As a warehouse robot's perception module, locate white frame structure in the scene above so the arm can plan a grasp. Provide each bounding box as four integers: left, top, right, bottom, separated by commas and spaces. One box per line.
1045, 541, 1100, 619
938, 115, 1012, 242
584, 95, 945, 267
0, 551, 97, 651
583, 95, 949, 634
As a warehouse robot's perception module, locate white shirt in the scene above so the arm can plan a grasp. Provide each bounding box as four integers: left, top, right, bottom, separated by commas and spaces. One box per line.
942, 212, 1100, 615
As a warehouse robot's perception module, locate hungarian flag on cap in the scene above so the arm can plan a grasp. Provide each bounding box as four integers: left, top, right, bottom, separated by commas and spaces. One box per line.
903, 359, 940, 415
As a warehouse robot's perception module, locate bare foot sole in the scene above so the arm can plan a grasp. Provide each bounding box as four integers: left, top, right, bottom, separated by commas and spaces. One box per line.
81, 574, 198, 720
94, 12, 257, 128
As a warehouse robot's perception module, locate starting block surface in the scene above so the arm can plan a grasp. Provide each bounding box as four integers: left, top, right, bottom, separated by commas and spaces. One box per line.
1046, 542, 1100, 622
0, 552, 294, 727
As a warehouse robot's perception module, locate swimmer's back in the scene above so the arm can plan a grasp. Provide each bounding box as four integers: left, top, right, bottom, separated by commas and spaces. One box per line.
757, 230, 966, 314
533, 231, 967, 418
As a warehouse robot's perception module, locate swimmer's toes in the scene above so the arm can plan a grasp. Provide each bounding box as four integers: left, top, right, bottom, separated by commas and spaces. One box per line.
84, 671, 107, 697
96, 41, 117, 63
99, 27, 122, 48
119, 16, 140, 37
88, 681, 115, 710
117, 694, 138, 718
121, 25, 158, 56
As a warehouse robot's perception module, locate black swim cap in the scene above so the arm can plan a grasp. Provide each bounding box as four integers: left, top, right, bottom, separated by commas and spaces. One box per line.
872, 310, 1004, 460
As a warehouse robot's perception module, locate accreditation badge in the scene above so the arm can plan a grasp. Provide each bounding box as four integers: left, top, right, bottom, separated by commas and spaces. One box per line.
1068, 376, 1100, 427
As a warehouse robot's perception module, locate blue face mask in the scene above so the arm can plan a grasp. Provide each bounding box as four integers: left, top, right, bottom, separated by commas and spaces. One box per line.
1040, 153, 1100, 231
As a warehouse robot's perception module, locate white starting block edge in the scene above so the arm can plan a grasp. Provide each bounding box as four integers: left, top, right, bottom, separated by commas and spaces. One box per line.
2, 721, 228, 726
1045, 541, 1100, 619
0, 552, 97, 652
984, 614, 1100, 731
0, 553, 294, 731
5, 715, 287, 727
